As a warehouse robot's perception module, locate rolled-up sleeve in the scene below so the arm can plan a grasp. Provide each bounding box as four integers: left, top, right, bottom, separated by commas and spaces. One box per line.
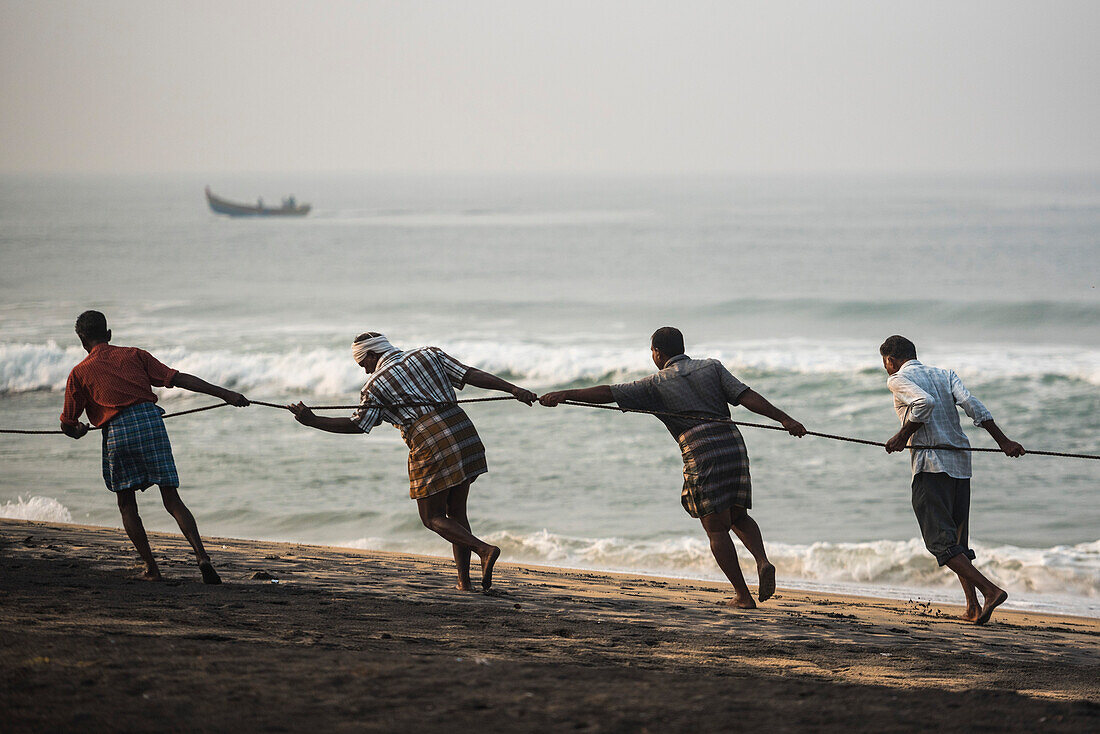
351, 405, 382, 434
950, 371, 993, 426
716, 362, 750, 405
137, 349, 179, 388
60, 372, 85, 425
887, 373, 936, 423
351, 386, 382, 434
610, 376, 659, 411
432, 348, 471, 389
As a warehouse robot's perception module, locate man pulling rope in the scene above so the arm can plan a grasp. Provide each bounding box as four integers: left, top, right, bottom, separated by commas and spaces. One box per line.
287, 331, 537, 592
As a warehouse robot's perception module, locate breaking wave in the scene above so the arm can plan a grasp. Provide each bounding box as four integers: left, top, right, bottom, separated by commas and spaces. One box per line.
335, 529, 1100, 615
2, 338, 1098, 396
0, 496, 74, 523
477, 530, 1100, 600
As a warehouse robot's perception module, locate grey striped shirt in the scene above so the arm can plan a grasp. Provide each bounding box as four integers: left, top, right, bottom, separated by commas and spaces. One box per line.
610, 354, 751, 438
887, 359, 993, 479
352, 347, 471, 434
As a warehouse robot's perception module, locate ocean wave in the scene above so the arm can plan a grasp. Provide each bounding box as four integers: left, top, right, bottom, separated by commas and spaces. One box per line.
480, 530, 1100, 599
710, 298, 1100, 328
2, 338, 1098, 396
0, 496, 74, 523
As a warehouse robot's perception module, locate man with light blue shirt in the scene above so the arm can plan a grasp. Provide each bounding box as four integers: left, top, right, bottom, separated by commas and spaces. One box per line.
880, 335, 1024, 625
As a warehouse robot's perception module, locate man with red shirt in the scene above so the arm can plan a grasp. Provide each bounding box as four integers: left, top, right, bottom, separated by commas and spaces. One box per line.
61, 310, 249, 584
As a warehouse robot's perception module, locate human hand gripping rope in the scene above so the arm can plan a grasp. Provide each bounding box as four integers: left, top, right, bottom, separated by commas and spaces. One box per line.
2, 395, 1098, 460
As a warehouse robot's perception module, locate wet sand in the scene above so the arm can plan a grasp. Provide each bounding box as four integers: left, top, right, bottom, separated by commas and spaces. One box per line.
2, 519, 1097, 732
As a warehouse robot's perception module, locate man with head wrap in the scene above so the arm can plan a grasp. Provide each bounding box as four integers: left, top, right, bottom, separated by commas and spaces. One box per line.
289, 332, 536, 591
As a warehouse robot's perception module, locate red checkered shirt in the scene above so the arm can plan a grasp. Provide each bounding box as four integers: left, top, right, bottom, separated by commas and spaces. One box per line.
61, 343, 179, 427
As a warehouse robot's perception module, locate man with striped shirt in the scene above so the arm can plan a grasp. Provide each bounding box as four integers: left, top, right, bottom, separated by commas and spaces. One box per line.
289, 332, 536, 591
539, 327, 807, 610
881, 335, 1024, 624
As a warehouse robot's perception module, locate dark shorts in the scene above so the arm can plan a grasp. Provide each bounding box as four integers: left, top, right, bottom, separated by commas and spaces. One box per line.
677, 422, 751, 518
912, 472, 975, 566
101, 402, 179, 493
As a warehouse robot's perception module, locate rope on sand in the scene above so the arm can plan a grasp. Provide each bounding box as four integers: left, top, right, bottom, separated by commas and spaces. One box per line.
2, 395, 1097, 460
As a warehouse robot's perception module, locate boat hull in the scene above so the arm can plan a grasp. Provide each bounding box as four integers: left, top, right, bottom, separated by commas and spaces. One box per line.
205, 188, 311, 217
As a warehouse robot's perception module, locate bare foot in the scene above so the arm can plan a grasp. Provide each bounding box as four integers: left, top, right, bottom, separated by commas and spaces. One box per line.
455, 581, 474, 592
136, 569, 163, 582
757, 562, 776, 602
959, 606, 980, 623
974, 589, 1008, 625
198, 560, 222, 585
480, 546, 501, 590
725, 595, 757, 610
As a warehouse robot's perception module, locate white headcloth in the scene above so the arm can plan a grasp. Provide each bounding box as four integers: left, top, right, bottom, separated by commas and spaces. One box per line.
352, 334, 397, 364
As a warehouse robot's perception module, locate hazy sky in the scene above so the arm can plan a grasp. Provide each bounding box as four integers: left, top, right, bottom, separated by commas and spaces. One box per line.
2, 1, 1098, 174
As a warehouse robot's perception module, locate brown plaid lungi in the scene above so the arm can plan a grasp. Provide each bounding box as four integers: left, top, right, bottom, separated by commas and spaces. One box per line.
399, 405, 488, 499
676, 421, 751, 518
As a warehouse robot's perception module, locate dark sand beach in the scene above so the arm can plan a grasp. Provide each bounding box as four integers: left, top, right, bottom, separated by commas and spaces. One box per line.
2, 519, 1097, 732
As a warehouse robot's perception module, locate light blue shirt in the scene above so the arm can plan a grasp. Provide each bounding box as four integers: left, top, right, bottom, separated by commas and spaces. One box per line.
887, 359, 993, 479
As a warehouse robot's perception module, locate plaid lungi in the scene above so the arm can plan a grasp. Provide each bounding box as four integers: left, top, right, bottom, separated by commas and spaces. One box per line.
101, 401, 179, 493
399, 405, 487, 499
676, 421, 751, 518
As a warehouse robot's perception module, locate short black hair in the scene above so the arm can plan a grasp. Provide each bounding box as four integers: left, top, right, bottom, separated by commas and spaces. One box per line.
75, 310, 109, 341
879, 335, 917, 362
651, 326, 685, 357
354, 331, 381, 343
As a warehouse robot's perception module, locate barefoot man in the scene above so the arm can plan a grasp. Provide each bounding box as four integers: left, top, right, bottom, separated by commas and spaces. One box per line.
288, 333, 536, 591
540, 327, 807, 609
880, 335, 1024, 624
60, 310, 250, 583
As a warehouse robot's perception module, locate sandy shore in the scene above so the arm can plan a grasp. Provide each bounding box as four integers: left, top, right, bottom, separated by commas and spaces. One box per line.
1, 519, 1097, 732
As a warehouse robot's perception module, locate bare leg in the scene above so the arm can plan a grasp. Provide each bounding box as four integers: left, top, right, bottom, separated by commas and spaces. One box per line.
730, 508, 775, 602
701, 510, 755, 609
160, 486, 220, 584
116, 490, 161, 581
944, 554, 1007, 625
957, 575, 980, 622
446, 482, 474, 591
417, 489, 500, 590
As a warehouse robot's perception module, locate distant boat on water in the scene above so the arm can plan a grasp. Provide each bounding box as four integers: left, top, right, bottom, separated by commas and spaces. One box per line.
205, 186, 311, 217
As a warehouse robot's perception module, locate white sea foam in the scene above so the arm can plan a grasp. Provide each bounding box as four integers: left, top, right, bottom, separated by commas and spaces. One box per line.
2, 338, 1098, 396
0, 496, 74, 523
333, 529, 1100, 614
343, 529, 1100, 596
476, 530, 1099, 598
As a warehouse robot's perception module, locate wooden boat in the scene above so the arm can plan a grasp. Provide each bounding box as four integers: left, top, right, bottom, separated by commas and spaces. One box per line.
205, 186, 311, 217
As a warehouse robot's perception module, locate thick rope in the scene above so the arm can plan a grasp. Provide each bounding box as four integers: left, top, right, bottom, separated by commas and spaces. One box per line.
2, 395, 1097, 460
248, 396, 515, 411
557, 400, 1100, 461
0, 397, 515, 435
0, 402, 236, 434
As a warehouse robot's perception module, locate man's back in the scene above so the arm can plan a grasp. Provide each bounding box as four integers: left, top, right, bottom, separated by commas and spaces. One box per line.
63, 344, 178, 427
353, 346, 470, 433
887, 359, 992, 479
612, 355, 750, 438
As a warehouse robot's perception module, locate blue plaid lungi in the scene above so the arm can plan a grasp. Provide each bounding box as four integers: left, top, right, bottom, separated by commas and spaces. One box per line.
101, 402, 179, 493
677, 421, 752, 518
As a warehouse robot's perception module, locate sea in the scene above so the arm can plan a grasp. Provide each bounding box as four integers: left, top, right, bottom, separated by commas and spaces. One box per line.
1, 172, 1098, 616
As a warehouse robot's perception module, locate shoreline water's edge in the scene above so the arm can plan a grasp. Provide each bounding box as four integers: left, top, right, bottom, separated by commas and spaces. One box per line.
2, 517, 1098, 732
3, 518, 1096, 623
